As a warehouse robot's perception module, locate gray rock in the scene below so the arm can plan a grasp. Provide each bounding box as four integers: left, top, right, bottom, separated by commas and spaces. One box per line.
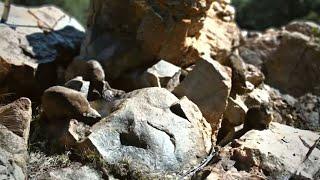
0, 97, 32, 144
243, 86, 270, 108
295, 94, 320, 131
42, 86, 101, 124
229, 123, 320, 179
82, 88, 212, 178
141, 60, 182, 91
0, 124, 28, 180
173, 58, 232, 143
65, 76, 90, 97
46, 165, 102, 180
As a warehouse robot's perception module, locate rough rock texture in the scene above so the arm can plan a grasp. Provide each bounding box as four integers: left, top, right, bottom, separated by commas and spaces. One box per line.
0, 124, 28, 180
173, 58, 232, 143
295, 94, 320, 131
83, 88, 212, 178
42, 86, 101, 124
198, 122, 320, 179
239, 21, 320, 97
266, 85, 320, 131
0, 3, 85, 99
0, 98, 32, 143
80, 0, 239, 87
45, 165, 102, 180
264, 31, 320, 97
228, 123, 320, 179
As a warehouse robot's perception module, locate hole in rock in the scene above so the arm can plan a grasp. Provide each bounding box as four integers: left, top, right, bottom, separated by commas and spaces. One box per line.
170, 103, 188, 120
120, 131, 148, 149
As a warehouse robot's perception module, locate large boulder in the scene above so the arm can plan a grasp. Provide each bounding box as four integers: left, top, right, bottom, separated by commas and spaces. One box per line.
80, 0, 239, 88
0, 3, 85, 99
81, 88, 212, 178
197, 122, 320, 179
239, 21, 320, 97
264, 31, 320, 97
173, 58, 232, 143
228, 123, 320, 179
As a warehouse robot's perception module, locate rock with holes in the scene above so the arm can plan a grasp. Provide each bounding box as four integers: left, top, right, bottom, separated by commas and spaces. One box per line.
0, 124, 28, 180
0, 97, 32, 144
0, 3, 84, 99
173, 58, 232, 143
42, 86, 101, 124
224, 123, 320, 179
81, 88, 212, 178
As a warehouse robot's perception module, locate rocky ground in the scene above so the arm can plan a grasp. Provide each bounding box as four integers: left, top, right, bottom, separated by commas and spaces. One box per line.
0, 1, 319, 180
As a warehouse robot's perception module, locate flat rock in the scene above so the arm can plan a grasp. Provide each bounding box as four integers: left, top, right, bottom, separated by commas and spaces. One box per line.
83, 88, 212, 178
229, 123, 320, 179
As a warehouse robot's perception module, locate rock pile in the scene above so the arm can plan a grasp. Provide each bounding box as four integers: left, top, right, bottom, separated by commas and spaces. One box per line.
0, 1, 319, 180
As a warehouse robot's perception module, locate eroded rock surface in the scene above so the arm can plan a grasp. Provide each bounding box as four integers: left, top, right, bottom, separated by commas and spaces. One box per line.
83, 88, 212, 178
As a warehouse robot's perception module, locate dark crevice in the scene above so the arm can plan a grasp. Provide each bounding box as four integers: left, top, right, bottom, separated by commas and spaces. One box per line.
170, 103, 189, 121
20, 46, 36, 59
119, 131, 148, 149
